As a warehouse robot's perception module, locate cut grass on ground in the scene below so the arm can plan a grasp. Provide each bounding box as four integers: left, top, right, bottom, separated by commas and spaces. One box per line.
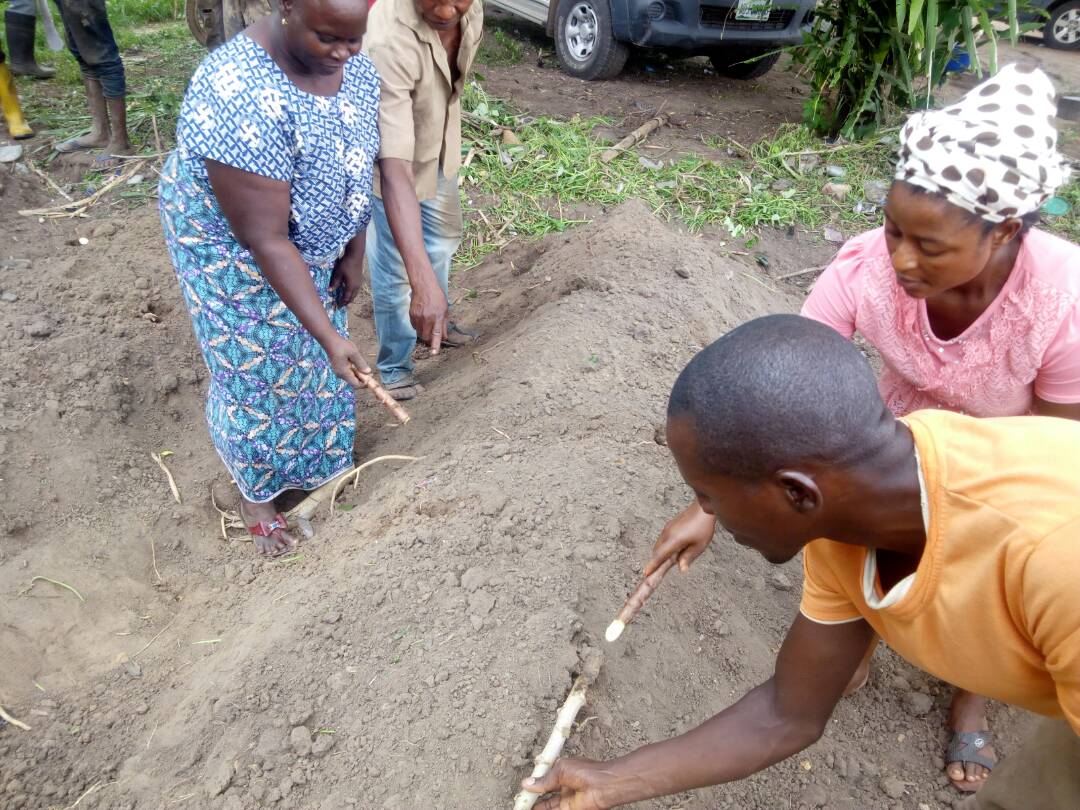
459, 83, 1080, 267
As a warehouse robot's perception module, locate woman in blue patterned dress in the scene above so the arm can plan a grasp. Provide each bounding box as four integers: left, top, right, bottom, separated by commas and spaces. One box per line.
159, 0, 380, 556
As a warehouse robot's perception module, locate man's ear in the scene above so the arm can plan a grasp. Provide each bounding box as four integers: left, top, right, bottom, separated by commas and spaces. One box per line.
774, 470, 822, 514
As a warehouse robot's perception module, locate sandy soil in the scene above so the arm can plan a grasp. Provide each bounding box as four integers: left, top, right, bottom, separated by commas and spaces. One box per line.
0, 159, 1041, 810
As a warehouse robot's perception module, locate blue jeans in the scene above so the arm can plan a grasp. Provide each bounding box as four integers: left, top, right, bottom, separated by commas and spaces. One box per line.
53, 0, 125, 98
367, 172, 462, 385
8, 0, 38, 16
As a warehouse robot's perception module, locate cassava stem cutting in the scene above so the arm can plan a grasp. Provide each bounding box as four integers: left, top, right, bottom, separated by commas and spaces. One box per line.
605, 556, 676, 642
351, 364, 411, 425
512, 675, 590, 810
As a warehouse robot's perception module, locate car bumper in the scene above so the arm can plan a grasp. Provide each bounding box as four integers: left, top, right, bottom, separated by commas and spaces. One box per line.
621, 0, 815, 50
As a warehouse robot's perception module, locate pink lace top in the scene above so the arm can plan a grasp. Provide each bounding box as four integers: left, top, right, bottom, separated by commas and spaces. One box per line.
802, 228, 1080, 416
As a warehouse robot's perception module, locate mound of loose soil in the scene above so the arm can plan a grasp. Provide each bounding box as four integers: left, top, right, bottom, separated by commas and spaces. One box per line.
0, 195, 1033, 810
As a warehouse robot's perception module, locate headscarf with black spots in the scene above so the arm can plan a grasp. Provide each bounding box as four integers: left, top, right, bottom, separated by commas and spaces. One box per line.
896, 63, 1070, 223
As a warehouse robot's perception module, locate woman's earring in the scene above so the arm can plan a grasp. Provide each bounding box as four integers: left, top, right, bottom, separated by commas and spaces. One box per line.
280, 15, 288, 25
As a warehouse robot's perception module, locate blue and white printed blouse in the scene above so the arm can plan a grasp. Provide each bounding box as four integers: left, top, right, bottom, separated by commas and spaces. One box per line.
175, 35, 381, 264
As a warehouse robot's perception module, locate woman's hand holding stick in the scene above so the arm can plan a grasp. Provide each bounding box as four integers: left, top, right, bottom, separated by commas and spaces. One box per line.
349, 363, 411, 425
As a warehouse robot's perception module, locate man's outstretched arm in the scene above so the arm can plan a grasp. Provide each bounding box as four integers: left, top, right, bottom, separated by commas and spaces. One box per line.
523, 614, 875, 810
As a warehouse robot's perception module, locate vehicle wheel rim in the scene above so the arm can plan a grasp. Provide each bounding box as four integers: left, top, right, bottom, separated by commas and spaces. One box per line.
564, 3, 599, 61
1054, 8, 1080, 44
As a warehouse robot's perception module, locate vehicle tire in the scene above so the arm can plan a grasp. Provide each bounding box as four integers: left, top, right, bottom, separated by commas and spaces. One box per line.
186, 0, 224, 49
553, 0, 629, 81
709, 47, 781, 80
1045, 0, 1080, 50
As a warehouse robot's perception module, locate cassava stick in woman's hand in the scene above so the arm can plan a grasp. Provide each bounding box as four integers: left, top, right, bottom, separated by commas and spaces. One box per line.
605, 556, 676, 642
351, 364, 412, 425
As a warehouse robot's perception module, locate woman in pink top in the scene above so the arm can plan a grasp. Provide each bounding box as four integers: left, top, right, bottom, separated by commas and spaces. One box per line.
801, 64, 1080, 795
645, 64, 1079, 795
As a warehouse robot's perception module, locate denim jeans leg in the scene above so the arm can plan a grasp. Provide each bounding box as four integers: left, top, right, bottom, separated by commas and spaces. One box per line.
8, 0, 39, 16
421, 172, 464, 300
367, 173, 463, 384
53, 0, 125, 97
367, 195, 417, 385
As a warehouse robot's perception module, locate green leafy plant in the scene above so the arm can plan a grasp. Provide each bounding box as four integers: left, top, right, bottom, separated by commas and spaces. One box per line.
795, 0, 1036, 138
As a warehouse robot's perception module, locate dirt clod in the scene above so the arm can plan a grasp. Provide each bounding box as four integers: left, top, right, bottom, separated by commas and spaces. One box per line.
290, 726, 312, 757
25, 319, 52, 338
770, 572, 793, 591
904, 691, 934, 717
881, 776, 906, 799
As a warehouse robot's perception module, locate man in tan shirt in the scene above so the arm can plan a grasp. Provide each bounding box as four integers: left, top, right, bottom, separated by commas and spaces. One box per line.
364, 0, 482, 400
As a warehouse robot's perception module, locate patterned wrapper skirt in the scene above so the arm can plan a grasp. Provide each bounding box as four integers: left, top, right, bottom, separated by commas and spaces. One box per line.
158, 153, 355, 503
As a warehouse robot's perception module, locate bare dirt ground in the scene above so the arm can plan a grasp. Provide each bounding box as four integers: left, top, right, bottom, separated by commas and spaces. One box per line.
479, 12, 808, 162
0, 168, 1038, 810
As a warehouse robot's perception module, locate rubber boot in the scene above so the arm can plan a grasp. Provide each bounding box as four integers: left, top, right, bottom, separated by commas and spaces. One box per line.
0, 63, 33, 139
5, 11, 54, 79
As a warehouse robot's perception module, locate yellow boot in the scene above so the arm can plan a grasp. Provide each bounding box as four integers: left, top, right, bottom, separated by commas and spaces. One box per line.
0, 63, 33, 140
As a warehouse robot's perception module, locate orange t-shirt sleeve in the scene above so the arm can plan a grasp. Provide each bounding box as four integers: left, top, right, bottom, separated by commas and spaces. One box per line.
800, 540, 863, 624
1022, 519, 1080, 733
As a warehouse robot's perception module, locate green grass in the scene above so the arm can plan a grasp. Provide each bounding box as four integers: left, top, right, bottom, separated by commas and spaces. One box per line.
476, 28, 525, 67
459, 83, 1080, 267
458, 84, 887, 265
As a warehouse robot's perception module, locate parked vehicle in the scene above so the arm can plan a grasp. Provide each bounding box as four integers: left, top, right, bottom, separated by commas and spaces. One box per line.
1024, 0, 1080, 49
186, 0, 815, 81
186, 0, 269, 49
489, 0, 816, 80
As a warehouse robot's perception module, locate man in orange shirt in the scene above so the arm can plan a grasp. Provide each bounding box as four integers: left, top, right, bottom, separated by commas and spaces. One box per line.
521, 314, 1079, 810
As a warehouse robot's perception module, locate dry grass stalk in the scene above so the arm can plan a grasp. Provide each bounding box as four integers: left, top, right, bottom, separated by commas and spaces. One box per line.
605, 556, 676, 642
776, 265, 826, 281
19, 160, 146, 218
209, 487, 245, 536
150, 452, 182, 504
150, 536, 163, 585
25, 575, 86, 602
26, 159, 72, 200
131, 618, 176, 659
0, 704, 31, 731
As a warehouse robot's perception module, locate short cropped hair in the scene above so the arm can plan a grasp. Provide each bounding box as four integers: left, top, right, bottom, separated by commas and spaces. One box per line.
668, 315, 892, 480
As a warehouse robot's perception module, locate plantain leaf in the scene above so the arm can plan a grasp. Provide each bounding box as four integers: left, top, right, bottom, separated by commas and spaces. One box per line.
907, 0, 926, 35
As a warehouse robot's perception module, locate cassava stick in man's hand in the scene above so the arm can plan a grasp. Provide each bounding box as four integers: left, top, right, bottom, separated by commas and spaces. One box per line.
522, 315, 1080, 808
605, 557, 675, 642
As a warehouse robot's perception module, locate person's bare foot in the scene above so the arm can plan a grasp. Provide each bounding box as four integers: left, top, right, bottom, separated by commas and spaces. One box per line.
238, 498, 298, 557
946, 689, 997, 791
101, 136, 132, 156
93, 139, 134, 168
